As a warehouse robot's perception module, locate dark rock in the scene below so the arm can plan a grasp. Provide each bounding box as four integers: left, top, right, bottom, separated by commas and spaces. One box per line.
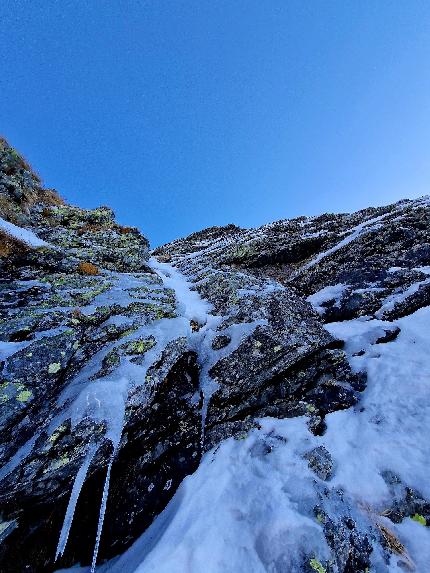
375, 326, 401, 344
304, 445, 334, 481
211, 334, 232, 350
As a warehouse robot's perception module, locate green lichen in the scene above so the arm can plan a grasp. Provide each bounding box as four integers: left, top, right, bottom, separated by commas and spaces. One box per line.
123, 337, 156, 355
309, 559, 326, 573
48, 362, 61, 374
120, 327, 139, 338
228, 242, 258, 261
48, 424, 67, 444
411, 513, 427, 526
16, 389, 33, 403
45, 455, 70, 473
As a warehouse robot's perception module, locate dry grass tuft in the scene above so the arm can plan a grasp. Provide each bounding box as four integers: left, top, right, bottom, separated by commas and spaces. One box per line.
77, 261, 100, 276
117, 225, 136, 235
378, 523, 405, 555
0, 230, 29, 258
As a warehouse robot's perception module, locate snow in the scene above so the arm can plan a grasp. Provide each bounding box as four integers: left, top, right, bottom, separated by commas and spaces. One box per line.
301, 212, 395, 272
388, 518, 430, 572
375, 277, 430, 318
0, 216, 51, 248
323, 307, 430, 502
74, 306, 430, 573
63, 418, 329, 573
306, 283, 348, 315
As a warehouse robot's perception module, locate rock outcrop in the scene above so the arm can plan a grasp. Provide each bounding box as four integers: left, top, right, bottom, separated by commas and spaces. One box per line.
0, 139, 429, 572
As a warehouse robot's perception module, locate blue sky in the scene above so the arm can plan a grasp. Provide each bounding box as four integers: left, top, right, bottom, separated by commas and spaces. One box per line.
1, 1, 429, 246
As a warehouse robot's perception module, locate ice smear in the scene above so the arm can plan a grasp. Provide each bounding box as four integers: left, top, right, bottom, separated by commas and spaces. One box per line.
148, 258, 212, 325
0, 432, 40, 481
69, 377, 128, 450
0, 339, 33, 361
192, 318, 266, 443
56, 444, 97, 560
0, 216, 52, 248
150, 257, 264, 441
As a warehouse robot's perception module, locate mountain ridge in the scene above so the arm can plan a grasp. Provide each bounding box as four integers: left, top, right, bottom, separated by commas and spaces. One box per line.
0, 140, 429, 572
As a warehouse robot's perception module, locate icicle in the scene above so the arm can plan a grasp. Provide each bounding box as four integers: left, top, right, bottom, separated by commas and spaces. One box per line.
90, 452, 115, 573
55, 443, 97, 560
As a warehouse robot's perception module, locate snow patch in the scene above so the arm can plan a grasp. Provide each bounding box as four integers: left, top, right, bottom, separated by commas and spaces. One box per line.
0, 216, 51, 248
306, 284, 348, 315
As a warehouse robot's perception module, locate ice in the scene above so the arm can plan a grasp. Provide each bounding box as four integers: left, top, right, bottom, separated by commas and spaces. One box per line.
56, 444, 97, 560
190, 317, 265, 442
0, 340, 32, 361
68, 378, 128, 449
91, 455, 115, 573
0, 432, 40, 481
0, 216, 51, 248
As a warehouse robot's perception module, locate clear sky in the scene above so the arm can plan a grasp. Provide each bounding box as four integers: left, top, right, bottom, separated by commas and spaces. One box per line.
1, 2, 429, 247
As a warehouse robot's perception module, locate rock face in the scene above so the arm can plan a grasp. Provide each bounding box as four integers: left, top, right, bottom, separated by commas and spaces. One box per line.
0, 139, 429, 572
0, 140, 200, 571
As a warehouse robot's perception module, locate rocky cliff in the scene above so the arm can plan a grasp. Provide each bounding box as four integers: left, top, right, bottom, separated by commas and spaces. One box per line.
0, 139, 429, 572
